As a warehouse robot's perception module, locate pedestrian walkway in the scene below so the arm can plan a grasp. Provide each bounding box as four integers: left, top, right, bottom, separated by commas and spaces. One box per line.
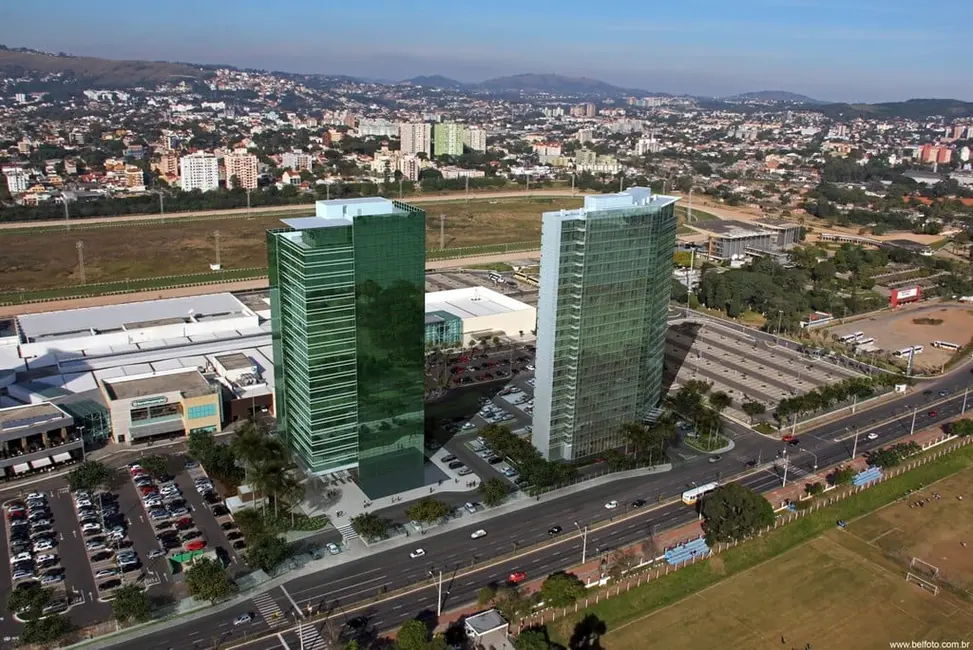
252, 592, 283, 626
335, 523, 359, 543
297, 623, 328, 649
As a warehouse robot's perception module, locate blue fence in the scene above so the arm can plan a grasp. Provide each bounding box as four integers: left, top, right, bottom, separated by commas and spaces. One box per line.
664, 536, 711, 566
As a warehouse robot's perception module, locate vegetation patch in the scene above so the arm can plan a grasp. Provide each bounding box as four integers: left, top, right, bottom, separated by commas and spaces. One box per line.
912, 317, 943, 325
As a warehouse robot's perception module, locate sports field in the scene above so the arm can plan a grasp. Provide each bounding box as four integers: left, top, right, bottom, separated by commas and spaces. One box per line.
600, 469, 973, 650
0, 197, 580, 292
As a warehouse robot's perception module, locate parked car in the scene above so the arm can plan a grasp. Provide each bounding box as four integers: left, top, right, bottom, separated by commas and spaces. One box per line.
94, 568, 120, 579
185, 540, 206, 552
508, 571, 527, 584
85, 540, 106, 551
234, 613, 253, 626
605, 500, 619, 509
470, 529, 487, 539
409, 548, 426, 559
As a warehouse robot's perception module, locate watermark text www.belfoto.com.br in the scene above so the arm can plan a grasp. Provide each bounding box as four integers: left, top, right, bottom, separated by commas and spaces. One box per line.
890, 642, 970, 649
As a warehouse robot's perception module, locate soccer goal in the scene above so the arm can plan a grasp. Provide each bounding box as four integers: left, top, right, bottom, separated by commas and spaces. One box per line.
910, 557, 941, 578
906, 572, 940, 595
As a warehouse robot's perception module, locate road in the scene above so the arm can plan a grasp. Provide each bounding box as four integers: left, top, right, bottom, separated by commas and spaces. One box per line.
106, 356, 973, 650
0, 189, 583, 231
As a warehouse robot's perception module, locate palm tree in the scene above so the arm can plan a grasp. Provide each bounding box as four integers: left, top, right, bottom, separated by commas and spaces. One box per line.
619, 422, 652, 462
230, 420, 265, 487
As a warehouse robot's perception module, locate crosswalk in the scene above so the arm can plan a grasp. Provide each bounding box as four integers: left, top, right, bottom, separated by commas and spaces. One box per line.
252, 592, 284, 625
297, 622, 328, 649
336, 523, 359, 542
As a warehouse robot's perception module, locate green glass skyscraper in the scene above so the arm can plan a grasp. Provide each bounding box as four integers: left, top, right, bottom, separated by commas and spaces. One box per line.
267, 198, 426, 498
532, 188, 678, 461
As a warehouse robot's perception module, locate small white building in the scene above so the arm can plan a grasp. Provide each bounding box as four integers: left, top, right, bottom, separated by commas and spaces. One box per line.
425, 287, 535, 342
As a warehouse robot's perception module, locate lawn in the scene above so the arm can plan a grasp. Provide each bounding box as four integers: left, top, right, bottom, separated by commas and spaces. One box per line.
547, 444, 973, 649
0, 197, 580, 293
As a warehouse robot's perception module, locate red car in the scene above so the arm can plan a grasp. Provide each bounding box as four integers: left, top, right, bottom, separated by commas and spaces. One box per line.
139, 486, 158, 496
185, 540, 206, 552
508, 571, 527, 585
928, 410, 937, 418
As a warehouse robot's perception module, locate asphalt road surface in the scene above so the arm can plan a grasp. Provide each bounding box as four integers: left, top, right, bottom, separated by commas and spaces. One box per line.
107, 363, 973, 650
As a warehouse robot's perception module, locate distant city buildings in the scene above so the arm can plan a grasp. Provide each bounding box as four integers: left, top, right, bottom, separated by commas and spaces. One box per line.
464, 126, 487, 152
357, 118, 400, 138
532, 188, 678, 462
267, 197, 427, 497
223, 151, 259, 189
3, 167, 28, 194
399, 122, 432, 156
179, 152, 220, 192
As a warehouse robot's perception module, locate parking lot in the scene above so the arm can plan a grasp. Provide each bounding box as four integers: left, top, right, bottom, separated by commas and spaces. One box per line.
425, 268, 540, 307
665, 321, 860, 422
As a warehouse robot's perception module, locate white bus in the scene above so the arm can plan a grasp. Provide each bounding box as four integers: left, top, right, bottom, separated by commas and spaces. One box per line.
682, 482, 719, 506
893, 345, 924, 358
854, 337, 875, 348
487, 271, 504, 284
838, 331, 865, 343
932, 341, 961, 351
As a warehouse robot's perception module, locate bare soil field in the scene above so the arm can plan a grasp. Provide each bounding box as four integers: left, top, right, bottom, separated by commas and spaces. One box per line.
829, 304, 973, 369
0, 197, 580, 293
601, 468, 973, 650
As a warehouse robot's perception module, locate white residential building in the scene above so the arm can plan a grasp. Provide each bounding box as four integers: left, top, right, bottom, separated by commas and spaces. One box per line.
399, 122, 432, 156
281, 150, 313, 171
3, 168, 28, 194
179, 153, 220, 192
357, 119, 400, 138
223, 152, 259, 189
465, 126, 487, 152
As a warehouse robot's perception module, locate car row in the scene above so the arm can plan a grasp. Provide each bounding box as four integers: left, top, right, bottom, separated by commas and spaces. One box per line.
73, 488, 138, 595
5, 493, 66, 588
131, 463, 209, 556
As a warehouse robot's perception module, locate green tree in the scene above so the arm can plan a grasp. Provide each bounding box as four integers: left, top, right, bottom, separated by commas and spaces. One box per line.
620, 422, 653, 461
805, 482, 824, 496
7, 583, 52, 620
830, 465, 855, 486
741, 400, 766, 423
477, 585, 496, 607
700, 483, 775, 545
245, 536, 293, 573
949, 419, 973, 437
479, 477, 510, 507
110, 584, 152, 625
539, 571, 586, 607
67, 459, 112, 492
404, 497, 450, 524
21, 615, 72, 645
230, 420, 266, 486
185, 557, 235, 604
396, 619, 432, 650
137, 454, 169, 479
493, 587, 536, 623
350, 512, 391, 540
514, 627, 563, 650
708, 391, 732, 414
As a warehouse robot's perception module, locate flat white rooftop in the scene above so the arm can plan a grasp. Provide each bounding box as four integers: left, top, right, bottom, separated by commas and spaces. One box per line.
281, 197, 408, 231
425, 287, 532, 320
18, 293, 252, 342
544, 187, 679, 224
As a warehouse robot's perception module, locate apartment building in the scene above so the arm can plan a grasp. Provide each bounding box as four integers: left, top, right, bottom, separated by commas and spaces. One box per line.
399, 122, 432, 156
433, 122, 465, 157
224, 152, 259, 189
281, 150, 313, 171
465, 126, 487, 152
179, 152, 220, 192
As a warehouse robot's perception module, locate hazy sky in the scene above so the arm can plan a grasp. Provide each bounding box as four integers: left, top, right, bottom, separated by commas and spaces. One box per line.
2, 0, 970, 102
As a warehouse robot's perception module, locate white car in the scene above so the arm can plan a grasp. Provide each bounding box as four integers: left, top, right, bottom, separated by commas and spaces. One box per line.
470, 529, 487, 539
35, 553, 56, 565
33, 540, 54, 552
409, 548, 426, 559
81, 523, 102, 533
866, 432, 879, 440
10, 551, 33, 565
605, 500, 619, 510
326, 543, 341, 555
147, 549, 166, 560
234, 613, 253, 626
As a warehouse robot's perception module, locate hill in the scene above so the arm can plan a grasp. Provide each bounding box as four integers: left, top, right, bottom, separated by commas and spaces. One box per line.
400, 75, 468, 90
727, 90, 820, 103
477, 73, 625, 95
817, 98, 973, 120
0, 46, 207, 87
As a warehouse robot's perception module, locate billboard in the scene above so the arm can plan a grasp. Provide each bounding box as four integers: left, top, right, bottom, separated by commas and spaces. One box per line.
890, 286, 921, 307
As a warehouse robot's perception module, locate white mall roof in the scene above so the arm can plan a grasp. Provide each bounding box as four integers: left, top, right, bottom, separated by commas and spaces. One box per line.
425, 287, 532, 320
17, 293, 253, 342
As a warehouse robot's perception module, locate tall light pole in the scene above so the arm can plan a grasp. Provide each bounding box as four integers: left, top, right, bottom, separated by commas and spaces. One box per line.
430, 569, 444, 616
851, 427, 859, 460
805, 448, 818, 471
963, 386, 970, 415
909, 407, 918, 436
775, 310, 783, 346
780, 450, 789, 487
574, 522, 588, 564
245, 188, 251, 217
570, 172, 576, 195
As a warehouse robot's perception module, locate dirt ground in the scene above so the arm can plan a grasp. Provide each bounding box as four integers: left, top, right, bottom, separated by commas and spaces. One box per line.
601, 468, 973, 650
847, 468, 973, 593
829, 303, 973, 369
0, 197, 580, 293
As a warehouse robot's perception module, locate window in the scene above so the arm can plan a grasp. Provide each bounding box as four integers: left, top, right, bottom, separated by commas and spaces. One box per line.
187, 404, 217, 420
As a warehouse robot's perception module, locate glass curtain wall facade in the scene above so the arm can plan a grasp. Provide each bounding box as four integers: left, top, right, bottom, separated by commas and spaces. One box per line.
532, 188, 677, 461
268, 198, 426, 498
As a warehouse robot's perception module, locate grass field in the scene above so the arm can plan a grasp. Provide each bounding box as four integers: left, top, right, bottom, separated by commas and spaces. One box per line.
547, 444, 973, 650
0, 197, 580, 293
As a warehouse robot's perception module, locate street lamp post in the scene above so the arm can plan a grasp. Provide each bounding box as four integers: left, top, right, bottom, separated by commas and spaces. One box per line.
851, 427, 859, 460
775, 310, 783, 346
909, 407, 918, 436
963, 386, 970, 415
781, 450, 789, 487
574, 522, 588, 564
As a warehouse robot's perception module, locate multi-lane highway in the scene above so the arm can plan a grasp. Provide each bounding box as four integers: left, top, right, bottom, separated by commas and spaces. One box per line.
107, 356, 973, 650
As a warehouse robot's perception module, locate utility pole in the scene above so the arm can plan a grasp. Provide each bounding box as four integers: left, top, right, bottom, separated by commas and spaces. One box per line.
76, 241, 86, 285
571, 172, 576, 195
851, 427, 859, 460
437, 569, 443, 616
246, 188, 251, 217
439, 214, 446, 250
775, 309, 783, 345
574, 522, 588, 564
326, 182, 331, 201
688, 188, 693, 222
526, 173, 530, 194
963, 385, 970, 415
399, 177, 403, 199
465, 175, 469, 200
158, 192, 165, 217
781, 450, 789, 487
909, 407, 918, 436
619, 175, 624, 192
63, 198, 70, 223
214, 231, 221, 268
